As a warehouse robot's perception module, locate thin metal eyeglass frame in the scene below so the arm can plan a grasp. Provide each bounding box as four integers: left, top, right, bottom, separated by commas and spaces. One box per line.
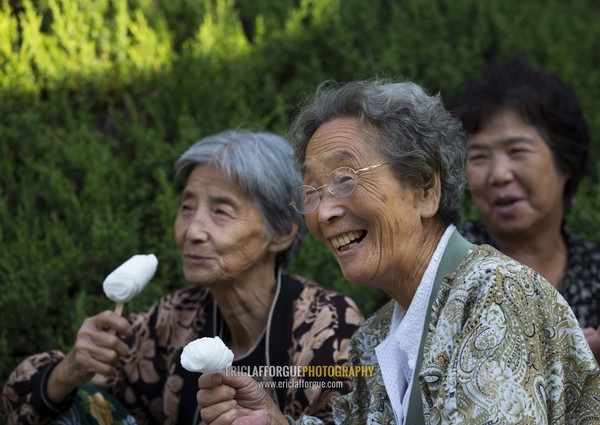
290, 162, 389, 214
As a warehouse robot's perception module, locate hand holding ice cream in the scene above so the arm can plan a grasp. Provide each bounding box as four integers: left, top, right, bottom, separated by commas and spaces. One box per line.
103, 254, 158, 315
181, 337, 234, 373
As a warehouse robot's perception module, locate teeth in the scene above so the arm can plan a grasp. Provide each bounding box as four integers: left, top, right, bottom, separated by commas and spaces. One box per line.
331, 231, 363, 249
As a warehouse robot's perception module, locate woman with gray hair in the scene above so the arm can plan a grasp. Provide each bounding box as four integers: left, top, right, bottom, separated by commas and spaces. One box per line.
196, 80, 600, 424
2, 130, 363, 425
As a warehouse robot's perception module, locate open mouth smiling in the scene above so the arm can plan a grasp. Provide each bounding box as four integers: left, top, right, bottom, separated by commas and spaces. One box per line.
330, 230, 366, 251
494, 197, 519, 207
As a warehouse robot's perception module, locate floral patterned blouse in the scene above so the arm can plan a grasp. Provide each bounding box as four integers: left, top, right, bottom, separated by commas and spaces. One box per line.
1, 275, 364, 425
461, 219, 600, 328
292, 238, 600, 424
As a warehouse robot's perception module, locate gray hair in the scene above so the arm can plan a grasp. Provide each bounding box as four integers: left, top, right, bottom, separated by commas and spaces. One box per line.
174, 130, 306, 268
289, 78, 467, 226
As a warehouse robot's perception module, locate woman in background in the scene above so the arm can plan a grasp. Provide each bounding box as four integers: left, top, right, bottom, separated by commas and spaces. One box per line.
449, 57, 600, 360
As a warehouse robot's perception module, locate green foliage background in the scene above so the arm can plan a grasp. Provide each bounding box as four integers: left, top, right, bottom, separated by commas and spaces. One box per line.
2, 0, 600, 387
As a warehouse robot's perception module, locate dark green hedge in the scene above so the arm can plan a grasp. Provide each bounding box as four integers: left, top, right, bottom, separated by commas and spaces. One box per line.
2, 0, 600, 387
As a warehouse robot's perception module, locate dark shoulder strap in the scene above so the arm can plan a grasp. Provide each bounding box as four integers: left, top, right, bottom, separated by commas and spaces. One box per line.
405, 230, 472, 424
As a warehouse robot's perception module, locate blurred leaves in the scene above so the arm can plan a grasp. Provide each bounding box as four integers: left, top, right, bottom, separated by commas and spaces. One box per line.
1, 0, 600, 385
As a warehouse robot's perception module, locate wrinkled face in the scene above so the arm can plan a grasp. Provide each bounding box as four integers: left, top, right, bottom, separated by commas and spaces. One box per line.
466, 108, 568, 239
174, 164, 277, 286
302, 117, 428, 290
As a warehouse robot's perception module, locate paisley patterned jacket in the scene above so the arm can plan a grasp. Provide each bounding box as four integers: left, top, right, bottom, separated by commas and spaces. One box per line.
293, 231, 600, 424
462, 219, 600, 328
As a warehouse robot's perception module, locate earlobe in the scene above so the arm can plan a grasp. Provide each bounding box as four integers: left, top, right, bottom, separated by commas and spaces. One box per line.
269, 221, 299, 253
420, 174, 441, 219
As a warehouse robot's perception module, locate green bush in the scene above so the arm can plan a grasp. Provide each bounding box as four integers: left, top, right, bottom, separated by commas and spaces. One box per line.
1, 0, 600, 389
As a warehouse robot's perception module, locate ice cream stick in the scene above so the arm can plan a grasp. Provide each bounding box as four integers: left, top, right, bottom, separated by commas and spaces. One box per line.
115, 302, 124, 316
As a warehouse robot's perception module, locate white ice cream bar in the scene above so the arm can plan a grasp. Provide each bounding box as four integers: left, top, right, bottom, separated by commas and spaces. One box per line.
103, 254, 158, 303
181, 336, 234, 373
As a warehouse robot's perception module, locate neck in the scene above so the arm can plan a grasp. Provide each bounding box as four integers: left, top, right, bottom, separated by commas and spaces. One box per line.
387, 223, 447, 310
211, 267, 279, 357
493, 228, 567, 289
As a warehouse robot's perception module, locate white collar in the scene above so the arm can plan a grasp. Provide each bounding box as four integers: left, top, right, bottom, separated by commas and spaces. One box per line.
375, 224, 455, 425
394, 224, 456, 370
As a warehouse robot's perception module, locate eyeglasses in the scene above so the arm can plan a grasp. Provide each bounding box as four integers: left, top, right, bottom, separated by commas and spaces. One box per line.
290, 163, 389, 214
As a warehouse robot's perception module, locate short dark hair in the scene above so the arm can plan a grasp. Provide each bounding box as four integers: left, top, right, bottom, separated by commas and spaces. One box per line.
448, 56, 589, 213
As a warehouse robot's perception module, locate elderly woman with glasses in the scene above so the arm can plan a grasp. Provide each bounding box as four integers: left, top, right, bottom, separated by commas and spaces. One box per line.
1, 130, 363, 425
195, 79, 600, 424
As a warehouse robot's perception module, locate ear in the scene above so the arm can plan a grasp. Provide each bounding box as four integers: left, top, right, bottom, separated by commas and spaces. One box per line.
269, 220, 299, 253
419, 173, 441, 219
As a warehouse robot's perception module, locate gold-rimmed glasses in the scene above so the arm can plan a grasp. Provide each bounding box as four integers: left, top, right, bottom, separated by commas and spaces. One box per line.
290, 163, 389, 214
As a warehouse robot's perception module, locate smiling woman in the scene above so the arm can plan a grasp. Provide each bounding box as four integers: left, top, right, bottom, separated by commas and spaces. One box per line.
195, 78, 600, 425
1, 130, 363, 425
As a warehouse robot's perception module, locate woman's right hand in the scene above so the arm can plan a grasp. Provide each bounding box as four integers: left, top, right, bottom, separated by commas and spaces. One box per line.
197, 373, 288, 425
47, 310, 132, 403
